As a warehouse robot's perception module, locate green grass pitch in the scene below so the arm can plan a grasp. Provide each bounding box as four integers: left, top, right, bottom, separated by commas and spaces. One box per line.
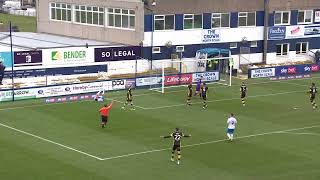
0, 77, 320, 180
0, 13, 37, 32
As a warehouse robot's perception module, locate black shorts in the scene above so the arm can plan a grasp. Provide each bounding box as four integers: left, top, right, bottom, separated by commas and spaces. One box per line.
310, 95, 315, 102
172, 144, 181, 151
127, 98, 132, 102
101, 116, 108, 123
241, 92, 246, 98
202, 95, 207, 101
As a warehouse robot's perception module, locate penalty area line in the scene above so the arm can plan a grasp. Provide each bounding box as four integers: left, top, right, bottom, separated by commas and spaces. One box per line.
101, 124, 320, 161
0, 122, 104, 161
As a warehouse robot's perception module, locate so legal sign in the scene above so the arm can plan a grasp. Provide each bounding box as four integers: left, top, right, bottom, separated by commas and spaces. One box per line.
95, 46, 141, 62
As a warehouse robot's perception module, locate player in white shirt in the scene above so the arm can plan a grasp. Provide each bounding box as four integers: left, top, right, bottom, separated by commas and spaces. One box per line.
227, 113, 237, 141
94, 90, 105, 102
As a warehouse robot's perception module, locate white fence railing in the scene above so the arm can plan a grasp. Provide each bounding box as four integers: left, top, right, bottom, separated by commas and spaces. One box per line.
8, 9, 36, 17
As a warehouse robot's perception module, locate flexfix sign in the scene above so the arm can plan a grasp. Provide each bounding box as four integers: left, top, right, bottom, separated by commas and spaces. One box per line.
268, 26, 286, 40
95, 46, 141, 62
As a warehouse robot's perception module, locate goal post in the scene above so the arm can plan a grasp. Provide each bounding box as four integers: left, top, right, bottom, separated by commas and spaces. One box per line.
149, 57, 233, 93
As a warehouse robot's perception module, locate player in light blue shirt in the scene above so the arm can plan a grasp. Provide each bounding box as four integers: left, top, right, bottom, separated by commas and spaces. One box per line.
227, 113, 237, 141
94, 90, 105, 102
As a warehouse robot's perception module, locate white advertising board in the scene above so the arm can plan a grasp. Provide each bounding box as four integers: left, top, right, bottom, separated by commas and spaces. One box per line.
36, 82, 105, 98
42, 47, 94, 66
250, 68, 275, 78
0, 89, 36, 101
136, 77, 162, 86
286, 25, 304, 39
192, 71, 220, 82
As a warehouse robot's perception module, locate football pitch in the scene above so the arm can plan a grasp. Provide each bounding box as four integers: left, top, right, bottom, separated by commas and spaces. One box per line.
0, 76, 320, 180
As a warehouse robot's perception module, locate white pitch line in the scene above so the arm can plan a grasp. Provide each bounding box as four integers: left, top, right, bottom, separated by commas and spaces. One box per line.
105, 98, 147, 110
279, 81, 310, 87
143, 90, 304, 110
0, 122, 104, 160
279, 132, 320, 136
101, 124, 320, 161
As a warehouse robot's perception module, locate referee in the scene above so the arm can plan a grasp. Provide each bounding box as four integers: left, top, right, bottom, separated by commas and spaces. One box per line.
99, 101, 114, 128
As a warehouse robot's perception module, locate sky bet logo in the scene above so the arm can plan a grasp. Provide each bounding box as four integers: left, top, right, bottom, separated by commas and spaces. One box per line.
281, 67, 296, 74
288, 67, 296, 74
304, 66, 311, 72
281, 68, 288, 74
311, 65, 319, 72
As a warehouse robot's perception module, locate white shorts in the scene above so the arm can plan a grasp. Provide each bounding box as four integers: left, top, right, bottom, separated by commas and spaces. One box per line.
94, 96, 104, 102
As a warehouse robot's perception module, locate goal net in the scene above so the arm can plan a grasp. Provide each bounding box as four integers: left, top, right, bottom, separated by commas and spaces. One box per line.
149, 56, 233, 93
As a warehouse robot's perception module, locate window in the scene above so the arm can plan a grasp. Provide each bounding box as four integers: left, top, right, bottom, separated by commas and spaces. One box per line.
238, 12, 256, 27
276, 44, 289, 56
74, 5, 104, 26
250, 41, 258, 47
298, 10, 313, 24
274, 11, 290, 25
154, 15, 175, 30
108, 8, 135, 29
50, 3, 71, 22
184, 14, 202, 29
296, 42, 308, 54
176, 46, 185, 52
212, 13, 230, 28
152, 47, 161, 54
230, 42, 237, 49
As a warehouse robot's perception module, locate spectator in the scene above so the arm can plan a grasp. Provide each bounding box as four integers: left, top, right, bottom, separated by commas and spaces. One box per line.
0, 61, 5, 85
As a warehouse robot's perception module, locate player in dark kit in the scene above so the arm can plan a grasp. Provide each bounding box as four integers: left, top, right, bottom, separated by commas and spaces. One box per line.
161, 128, 191, 165
122, 87, 135, 110
201, 83, 208, 109
240, 82, 247, 106
187, 84, 193, 106
309, 82, 318, 109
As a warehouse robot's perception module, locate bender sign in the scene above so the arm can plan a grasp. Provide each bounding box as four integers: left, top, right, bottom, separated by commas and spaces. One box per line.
95, 46, 141, 61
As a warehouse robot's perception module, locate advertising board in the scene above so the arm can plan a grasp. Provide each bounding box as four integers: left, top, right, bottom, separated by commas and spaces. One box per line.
3, 65, 107, 78
42, 47, 94, 65
0, 89, 37, 101
111, 79, 126, 90
268, 26, 286, 40
95, 46, 141, 62
136, 77, 162, 87
286, 26, 304, 39
249, 64, 319, 79
164, 74, 192, 86
250, 68, 276, 78
0, 52, 13, 68
201, 29, 221, 43
192, 71, 219, 82
14, 50, 42, 66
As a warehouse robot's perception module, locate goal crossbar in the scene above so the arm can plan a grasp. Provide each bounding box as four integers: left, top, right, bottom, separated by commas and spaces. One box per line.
149, 57, 233, 93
